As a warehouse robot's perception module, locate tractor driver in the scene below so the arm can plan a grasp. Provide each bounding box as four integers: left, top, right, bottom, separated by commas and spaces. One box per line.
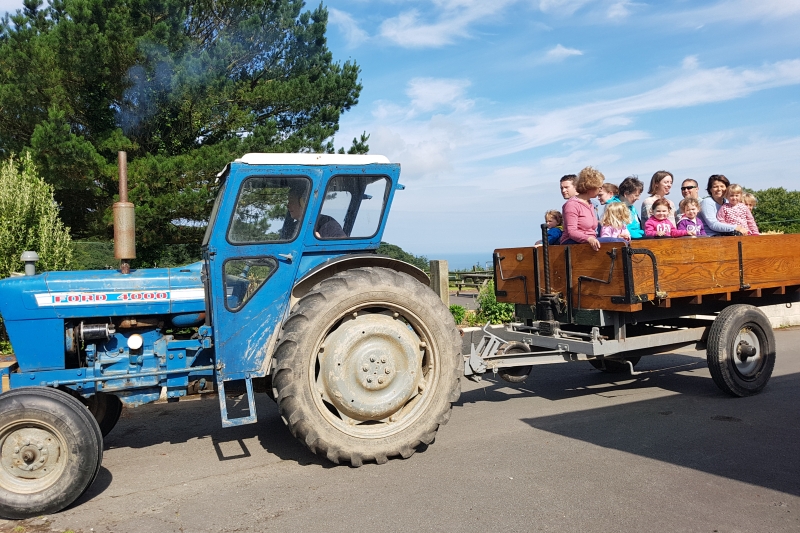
287, 187, 347, 239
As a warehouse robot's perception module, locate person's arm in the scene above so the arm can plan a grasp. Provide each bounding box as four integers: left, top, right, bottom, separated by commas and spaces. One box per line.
668, 220, 688, 237
745, 209, 760, 235
644, 218, 658, 237
699, 198, 736, 234
640, 198, 651, 224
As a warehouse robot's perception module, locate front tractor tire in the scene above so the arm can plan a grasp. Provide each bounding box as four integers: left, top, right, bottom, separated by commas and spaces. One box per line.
272, 267, 461, 466
0, 387, 103, 519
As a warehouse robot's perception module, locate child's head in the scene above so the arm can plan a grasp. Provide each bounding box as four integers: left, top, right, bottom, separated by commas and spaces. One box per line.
545, 210, 563, 229
651, 198, 671, 220
679, 197, 700, 219
601, 202, 631, 228
726, 183, 743, 206
598, 183, 619, 204
743, 192, 757, 212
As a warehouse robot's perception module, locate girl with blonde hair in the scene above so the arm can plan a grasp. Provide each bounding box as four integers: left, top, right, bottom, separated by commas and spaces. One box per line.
599, 202, 632, 241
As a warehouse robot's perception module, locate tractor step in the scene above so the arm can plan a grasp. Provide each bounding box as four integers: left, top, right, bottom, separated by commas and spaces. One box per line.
216, 376, 257, 427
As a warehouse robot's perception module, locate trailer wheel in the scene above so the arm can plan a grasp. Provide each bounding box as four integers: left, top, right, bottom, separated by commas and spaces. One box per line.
272, 267, 461, 466
85, 393, 122, 437
0, 388, 103, 519
496, 342, 533, 383
706, 304, 775, 397
589, 356, 641, 373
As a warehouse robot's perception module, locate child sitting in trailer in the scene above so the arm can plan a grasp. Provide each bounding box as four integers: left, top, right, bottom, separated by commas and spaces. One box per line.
676, 197, 706, 236
743, 192, 758, 213
599, 202, 631, 242
717, 184, 760, 235
645, 198, 690, 238
545, 210, 564, 244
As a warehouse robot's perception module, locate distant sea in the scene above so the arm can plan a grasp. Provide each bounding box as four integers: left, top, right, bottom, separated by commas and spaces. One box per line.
418, 252, 493, 271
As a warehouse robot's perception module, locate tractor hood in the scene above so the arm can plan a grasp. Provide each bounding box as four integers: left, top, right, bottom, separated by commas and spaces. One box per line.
0, 261, 206, 322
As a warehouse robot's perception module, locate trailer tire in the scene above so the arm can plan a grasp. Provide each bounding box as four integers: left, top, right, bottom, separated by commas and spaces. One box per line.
85, 393, 123, 437
496, 342, 533, 383
0, 388, 103, 519
272, 267, 461, 466
706, 304, 775, 397
589, 356, 641, 373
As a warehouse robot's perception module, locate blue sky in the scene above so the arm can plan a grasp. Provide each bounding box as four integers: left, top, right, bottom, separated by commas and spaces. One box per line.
3, 1, 799, 263
325, 0, 800, 257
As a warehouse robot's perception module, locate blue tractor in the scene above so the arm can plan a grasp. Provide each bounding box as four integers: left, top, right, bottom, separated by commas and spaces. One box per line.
0, 153, 461, 519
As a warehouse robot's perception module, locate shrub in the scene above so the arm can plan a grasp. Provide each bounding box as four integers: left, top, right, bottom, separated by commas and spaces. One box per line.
449, 304, 466, 325
476, 280, 514, 324
0, 154, 72, 352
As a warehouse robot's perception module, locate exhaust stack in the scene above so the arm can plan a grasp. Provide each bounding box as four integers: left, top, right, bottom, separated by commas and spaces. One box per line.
113, 151, 136, 274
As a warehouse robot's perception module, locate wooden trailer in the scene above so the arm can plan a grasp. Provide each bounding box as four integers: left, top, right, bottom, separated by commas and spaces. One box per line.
464, 234, 800, 396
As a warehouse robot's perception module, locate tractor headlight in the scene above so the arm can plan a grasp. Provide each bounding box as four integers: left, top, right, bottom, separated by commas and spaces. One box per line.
127, 333, 143, 350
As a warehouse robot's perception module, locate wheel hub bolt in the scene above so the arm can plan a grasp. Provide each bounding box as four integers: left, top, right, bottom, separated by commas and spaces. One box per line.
385, 368, 391, 374
370, 357, 375, 362
362, 365, 369, 372
381, 357, 386, 363
13, 447, 19, 454
378, 377, 385, 384
366, 377, 372, 383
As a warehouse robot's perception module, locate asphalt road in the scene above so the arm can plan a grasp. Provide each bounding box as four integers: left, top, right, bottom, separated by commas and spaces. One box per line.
3, 328, 800, 533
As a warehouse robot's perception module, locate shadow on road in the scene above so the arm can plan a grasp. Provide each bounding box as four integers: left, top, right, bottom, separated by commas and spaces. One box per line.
456, 352, 800, 497
103, 394, 328, 468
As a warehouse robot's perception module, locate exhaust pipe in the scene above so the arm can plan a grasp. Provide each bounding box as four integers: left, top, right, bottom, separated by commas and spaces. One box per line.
113, 151, 136, 274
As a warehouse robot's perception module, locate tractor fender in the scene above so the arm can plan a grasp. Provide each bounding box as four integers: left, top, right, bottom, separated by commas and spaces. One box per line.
290, 254, 429, 309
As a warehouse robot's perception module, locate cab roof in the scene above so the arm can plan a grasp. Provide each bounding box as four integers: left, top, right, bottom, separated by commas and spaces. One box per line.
236, 153, 391, 166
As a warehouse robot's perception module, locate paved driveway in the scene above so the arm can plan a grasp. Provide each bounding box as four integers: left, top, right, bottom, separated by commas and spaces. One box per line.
3, 328, 799, 533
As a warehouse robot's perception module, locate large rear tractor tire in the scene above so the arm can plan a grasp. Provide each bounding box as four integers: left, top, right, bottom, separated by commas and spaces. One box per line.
272, 267, 461, 466
0, 387, 103, 519
706, 304, 775, 397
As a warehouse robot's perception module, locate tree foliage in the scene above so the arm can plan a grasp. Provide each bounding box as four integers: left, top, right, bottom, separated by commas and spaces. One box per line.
0, 154, 72, 278
376, 242, 429, 272
0, 0, 366, 264
0, 154, 73, 351
749, 188, 800, 234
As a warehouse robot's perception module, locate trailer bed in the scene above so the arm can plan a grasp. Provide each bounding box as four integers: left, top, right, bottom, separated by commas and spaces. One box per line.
494, 234, 800, 314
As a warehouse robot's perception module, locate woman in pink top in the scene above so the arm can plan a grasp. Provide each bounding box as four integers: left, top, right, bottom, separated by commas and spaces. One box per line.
560, 166, 605, 251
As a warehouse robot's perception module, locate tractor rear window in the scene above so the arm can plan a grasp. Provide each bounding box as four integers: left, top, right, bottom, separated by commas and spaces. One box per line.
228, 176, 310, 244
316, 176, 390, 240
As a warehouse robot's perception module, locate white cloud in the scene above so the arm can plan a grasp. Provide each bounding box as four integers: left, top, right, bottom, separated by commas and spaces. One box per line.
477, 58, 800, 160
328, 8, 369, 48
544, 44, 583, 62
668, 0, 800, 26
538, 0, 595, 16
379, 0, 516, 48
606, 1, 635, 20
594, 130, 650, 149
406, 78, 473, 114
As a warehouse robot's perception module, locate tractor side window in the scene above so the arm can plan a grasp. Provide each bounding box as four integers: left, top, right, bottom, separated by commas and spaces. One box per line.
317, 176, 390, 240
223, 257, 278, 311
227, 176, 310, 244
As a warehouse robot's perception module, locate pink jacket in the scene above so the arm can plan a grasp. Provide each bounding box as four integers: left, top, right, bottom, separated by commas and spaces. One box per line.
600, 225, 629, 239
717, 203, 760, 235
560, 196, 597, 244
644, 217, 688, 238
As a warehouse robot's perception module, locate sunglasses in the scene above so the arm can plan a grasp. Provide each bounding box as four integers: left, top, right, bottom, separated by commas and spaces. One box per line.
680, 186, 697, 191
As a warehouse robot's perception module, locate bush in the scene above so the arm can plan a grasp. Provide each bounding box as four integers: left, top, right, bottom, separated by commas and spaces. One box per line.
0, 154, 73, 352
449, 304, 466, 325
476, 280, 514, 324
